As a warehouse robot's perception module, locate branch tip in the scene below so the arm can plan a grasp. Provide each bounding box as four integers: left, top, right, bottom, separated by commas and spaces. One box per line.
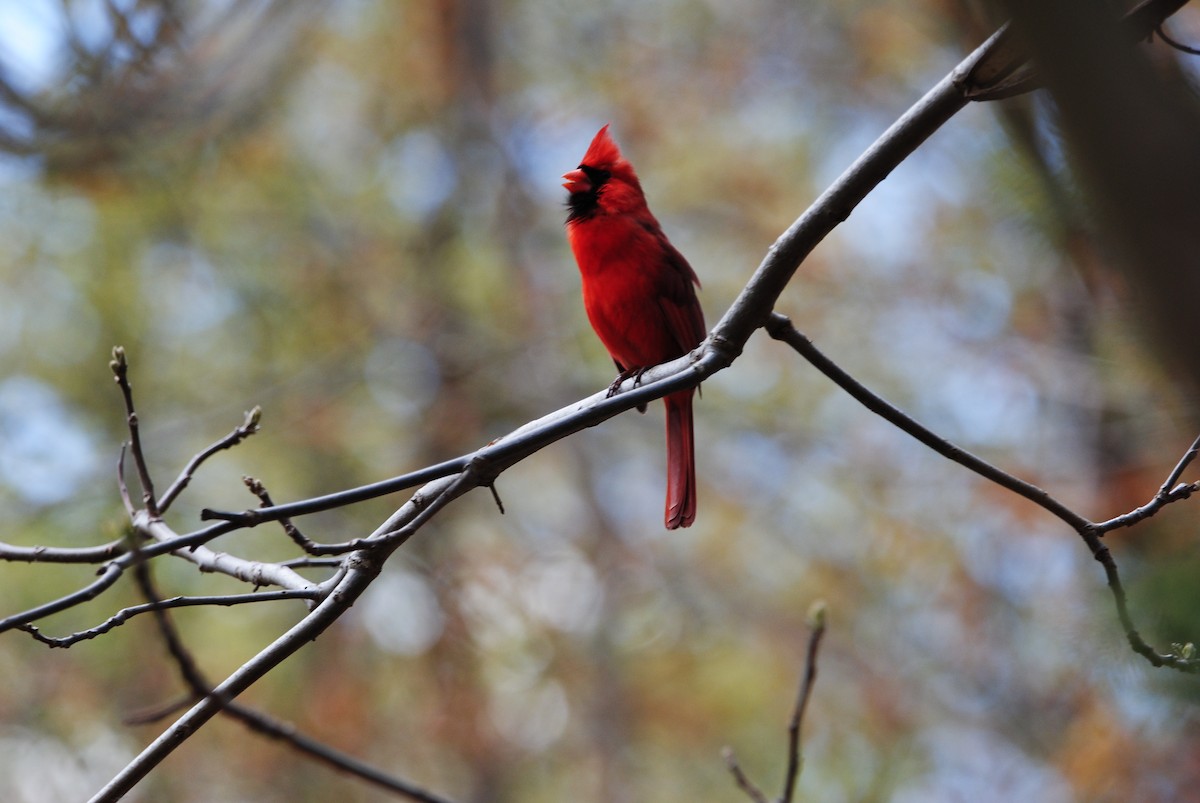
110, 345, 127, 374
805, 598, 827, 630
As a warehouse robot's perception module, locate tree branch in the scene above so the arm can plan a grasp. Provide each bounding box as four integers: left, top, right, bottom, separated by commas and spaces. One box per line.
0, 4, 1189, 798
89, 561, 378, 802
0, 539, 127, 564
781, 602, 827, 803
765, 313, 1198, 673
0, 563, 125, 632
18, 588, 318, 648
764, 313, 1091, 532
89, 474, 461, 801
725, 601, 828, 803
111, 346, 159, 517
125, 546, 452, 802
1095, 433, 1200, 533
157, 406, 261, 514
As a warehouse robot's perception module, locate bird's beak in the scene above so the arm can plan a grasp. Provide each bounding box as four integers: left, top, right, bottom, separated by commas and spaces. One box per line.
562, 168, 590, 194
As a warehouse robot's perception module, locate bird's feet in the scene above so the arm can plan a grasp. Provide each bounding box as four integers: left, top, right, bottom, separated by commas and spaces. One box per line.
606, 366, 649, 398
607, 367, 650, 413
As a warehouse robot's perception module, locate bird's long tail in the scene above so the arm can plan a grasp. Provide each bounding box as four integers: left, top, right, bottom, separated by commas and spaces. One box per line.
664, 390, 696, 529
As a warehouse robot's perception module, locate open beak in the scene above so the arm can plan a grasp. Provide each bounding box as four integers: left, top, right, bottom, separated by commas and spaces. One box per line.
562, 168, 590, 194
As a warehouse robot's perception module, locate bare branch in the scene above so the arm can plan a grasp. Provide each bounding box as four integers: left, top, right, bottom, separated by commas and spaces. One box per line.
110, 346, 159, 517
117, 442, 135, 517
133, 512, 319, 594
1096, 433, 1200, 533
722, 748, 769, 803
124, 695, 193, 727
0, 539, 127, 564
1157, 432, 1200, 496
765, 313, 1199, 674
279, 556, 346, 570
200, 455, 471, 525
0, 3, 1181, 796
243, 476, 364, 555
90, 564, 378, 802
0, 563, 125, 633
764, 313, 1090, 531
121, 548, 455, 800
1096, 481, 1200, 534
221, 704, 460, 803
90, 475, 460, 801
725, 602, 828, 803
1091, 541, 1198, 672
158, 406, 262, 514
194, 356, 707, 533
18, 588, 318, 648
782, 601, 827, 803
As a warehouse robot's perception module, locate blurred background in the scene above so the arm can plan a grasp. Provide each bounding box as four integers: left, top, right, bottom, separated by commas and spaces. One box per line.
0, 1, 1198, 801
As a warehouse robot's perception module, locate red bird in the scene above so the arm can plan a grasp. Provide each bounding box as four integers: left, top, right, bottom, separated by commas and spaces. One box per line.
563, 125, 706, 529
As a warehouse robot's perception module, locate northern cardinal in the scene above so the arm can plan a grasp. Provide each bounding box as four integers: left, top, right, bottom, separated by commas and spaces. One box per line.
563, 125, 706, 529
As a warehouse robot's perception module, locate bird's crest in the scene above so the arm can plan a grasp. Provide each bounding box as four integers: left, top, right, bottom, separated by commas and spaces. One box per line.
580, 124, 623, 169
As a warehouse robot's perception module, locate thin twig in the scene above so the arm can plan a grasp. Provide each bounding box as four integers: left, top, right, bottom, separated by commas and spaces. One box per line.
117, 442, 135, 517
223, 704, 459, 803
126, 551, 453, 800
488, 482, 505, 514
766, 314, 1198, 674
722, 748, 769, 803
0, 539, 127, 564
157, 406, 261, 514
764, 314, 1090, 531
1156, 22, 1200, 55
110, 346, 159, 517
1096, 481, 1199, 533
244, 476, 363, 555
1090, 539, 1196, 671
279, 556, 346, 569
0, 563, 125, 633
133, 554, 211, 695
1095, 432, 1200, 532
19, 588, 319, 648
124, 694, 194, 726
1158, 432, 1200, 494
90, 475, 460, 802
782, 602, 827, 803
199, 454, 472, 525
725, 603, 828, 803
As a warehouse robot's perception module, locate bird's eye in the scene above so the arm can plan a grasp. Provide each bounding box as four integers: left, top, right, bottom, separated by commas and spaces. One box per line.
580, 165, 611, 185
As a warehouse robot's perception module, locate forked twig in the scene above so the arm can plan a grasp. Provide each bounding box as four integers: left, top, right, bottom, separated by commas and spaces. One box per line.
0, 3, 1190, 799
1096, 432, 1200, 533
244, 476, 365, 555
19, 588, 319, 648
129, 546, 453, 802
782, 602, 827, 802
765, 313, 1198, 673
726, 601, 828, 803
157, 406, 262, 514
110, 346, 158, 517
